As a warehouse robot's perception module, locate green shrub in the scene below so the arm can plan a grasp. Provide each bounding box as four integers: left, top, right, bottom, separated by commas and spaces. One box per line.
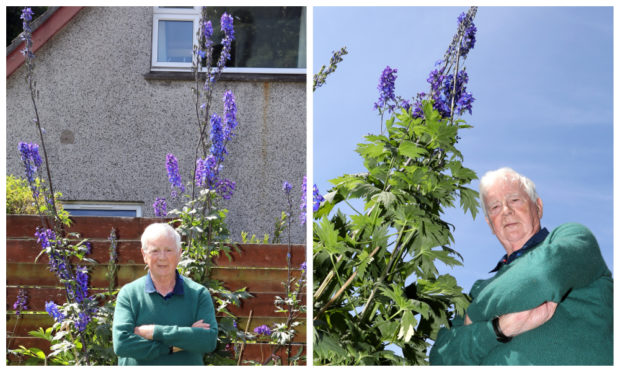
6, 174, 67, 219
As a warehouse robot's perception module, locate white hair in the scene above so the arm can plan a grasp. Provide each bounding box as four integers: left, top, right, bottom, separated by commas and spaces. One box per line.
479, 167, 539, 218
141, 223, 181, 252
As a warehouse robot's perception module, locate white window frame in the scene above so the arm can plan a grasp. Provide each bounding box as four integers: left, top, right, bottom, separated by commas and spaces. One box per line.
151, 7, 200, 71
151, 6, 306, 74
63, 202, 143, 217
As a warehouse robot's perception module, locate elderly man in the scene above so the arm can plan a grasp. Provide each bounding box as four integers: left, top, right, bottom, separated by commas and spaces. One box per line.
112, 223, 218, 365
429, 167, 612, 365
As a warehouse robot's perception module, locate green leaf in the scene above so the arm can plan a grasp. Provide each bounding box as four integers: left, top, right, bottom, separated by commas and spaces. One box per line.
356, 142, 385, 159
398, 141, 427, 159
398, 310, 417, 342
459, 186, 480, 219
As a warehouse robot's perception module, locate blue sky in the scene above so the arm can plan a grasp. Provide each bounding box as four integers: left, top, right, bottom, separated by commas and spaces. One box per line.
313, 6, 613, 295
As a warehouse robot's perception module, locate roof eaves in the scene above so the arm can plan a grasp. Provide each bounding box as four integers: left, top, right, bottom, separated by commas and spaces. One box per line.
7, 6, 83, 78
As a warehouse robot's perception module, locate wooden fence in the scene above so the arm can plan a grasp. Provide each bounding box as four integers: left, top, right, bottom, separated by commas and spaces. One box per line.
6, 215, 306, 365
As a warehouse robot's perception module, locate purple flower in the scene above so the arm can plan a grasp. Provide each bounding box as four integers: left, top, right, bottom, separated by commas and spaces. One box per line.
223, 90, 238, 139
313, 184, 324, 213
374, 66, 398, 113
217, 13, 235, 70
195, 155, 219, 188
300, 262, 307, 272
18, 142, 43, 196
74, 266, 89, 303
45, 301, 64, 322
20, 7, 34, 22
203, 19, 213, 48
35, 228, 56, 250
457, 12, 477, 57
282, 181, 292, 194
20, 8, 35, 60
76, 311, 90, 332
300, 176, 307, 225
233, 320, 238, 329
166, 154, 184, 197
254, 324, 272, 336
210, 113, 226, 162
153, 197, 167, 217
221, 13, 234, 38
13, 289, 29, 316
215, 178, 235, 200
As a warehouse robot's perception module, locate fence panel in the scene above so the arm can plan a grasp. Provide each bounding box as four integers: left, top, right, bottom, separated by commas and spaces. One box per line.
6, 215, 306, 365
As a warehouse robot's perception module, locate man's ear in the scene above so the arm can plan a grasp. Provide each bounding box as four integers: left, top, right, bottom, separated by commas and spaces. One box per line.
536, 198, 543, 219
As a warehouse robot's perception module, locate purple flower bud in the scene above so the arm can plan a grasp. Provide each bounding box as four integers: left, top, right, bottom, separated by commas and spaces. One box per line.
153, 197, 167, 217
254, 324, 272, 336
282, 181, 292, 194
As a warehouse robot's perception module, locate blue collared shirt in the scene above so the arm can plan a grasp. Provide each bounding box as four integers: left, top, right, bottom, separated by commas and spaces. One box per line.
145, 270, 185, 300
490, 227, 549, 273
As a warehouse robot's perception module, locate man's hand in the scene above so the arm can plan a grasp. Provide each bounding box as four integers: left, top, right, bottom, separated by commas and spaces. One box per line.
464, 301, 558, 337
192, 319, 210, 330
498, 301, 558, 337
133, 320, 210, 349
134, 324, 155, 340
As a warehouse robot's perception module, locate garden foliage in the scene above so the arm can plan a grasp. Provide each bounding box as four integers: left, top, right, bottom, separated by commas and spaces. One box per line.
313, 7, 479, 365
153, 8, 306, 365
9, 8, 119, 365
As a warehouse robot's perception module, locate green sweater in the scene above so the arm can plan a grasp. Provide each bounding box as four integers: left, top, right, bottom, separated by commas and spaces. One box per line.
112, 273, 218, 365
429, 223, 613, 365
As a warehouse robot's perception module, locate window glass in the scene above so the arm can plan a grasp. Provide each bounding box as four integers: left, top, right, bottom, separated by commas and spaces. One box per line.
65, 209, 138, 217
205, 7, 306, 69
152, 6, 306, 72
157, 20, 194, 63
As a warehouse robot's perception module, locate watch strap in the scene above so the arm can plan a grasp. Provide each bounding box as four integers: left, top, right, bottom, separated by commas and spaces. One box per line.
492, 316, 513, 343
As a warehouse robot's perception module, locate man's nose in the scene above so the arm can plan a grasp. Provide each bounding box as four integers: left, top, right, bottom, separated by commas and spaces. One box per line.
502, 203, 513, 215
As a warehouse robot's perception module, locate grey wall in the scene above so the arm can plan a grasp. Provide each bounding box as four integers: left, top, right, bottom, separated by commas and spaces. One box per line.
6, 7, 306, 243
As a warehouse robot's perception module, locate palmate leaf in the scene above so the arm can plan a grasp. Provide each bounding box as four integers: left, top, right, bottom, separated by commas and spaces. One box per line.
373, 191, 396, 209
356, 142, 386, 159
459, 186, 480, 219
398, 141, 427, 159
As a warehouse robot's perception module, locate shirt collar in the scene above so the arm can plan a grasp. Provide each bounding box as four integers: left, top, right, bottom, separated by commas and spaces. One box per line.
145, 270, 184, 299
490, 227, 549, 273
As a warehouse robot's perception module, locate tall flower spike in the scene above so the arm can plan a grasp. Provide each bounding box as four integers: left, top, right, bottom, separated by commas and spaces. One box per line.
223, 90, 238, 138
300, 176, 307, 225
411, 7, 478, 120
374, 66, 398, 113
20, 8, 35, 61
217, 13, 235, 70
13, 289, 29, 316
209, 113, 226, 162
165, 153, 184, 197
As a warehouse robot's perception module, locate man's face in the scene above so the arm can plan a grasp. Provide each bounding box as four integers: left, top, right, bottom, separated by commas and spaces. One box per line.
142, 233, 181, 279
484, 179, 543, 254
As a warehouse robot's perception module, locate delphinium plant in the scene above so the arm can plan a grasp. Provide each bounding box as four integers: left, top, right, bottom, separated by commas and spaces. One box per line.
250, 180, 307, 366
313, 7, 479, 365
9, 8, 120, 365
151, 8, 254, 365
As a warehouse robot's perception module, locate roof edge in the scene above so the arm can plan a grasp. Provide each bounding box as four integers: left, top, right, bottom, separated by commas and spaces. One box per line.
7, 6, 83, 78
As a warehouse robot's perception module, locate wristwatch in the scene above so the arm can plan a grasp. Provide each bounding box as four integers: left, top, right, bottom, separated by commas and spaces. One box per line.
492, 316, 512, 343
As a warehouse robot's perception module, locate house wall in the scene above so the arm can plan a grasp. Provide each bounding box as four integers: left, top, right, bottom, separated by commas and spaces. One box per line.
6, 7, 307, 244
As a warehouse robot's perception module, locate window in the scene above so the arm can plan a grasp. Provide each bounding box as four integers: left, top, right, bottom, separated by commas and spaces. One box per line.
63, 202, 143, 217
151, 6, 306, 73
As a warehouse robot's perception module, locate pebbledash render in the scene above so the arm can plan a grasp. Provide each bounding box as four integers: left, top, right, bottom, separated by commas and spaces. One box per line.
6, 7, 307, 244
